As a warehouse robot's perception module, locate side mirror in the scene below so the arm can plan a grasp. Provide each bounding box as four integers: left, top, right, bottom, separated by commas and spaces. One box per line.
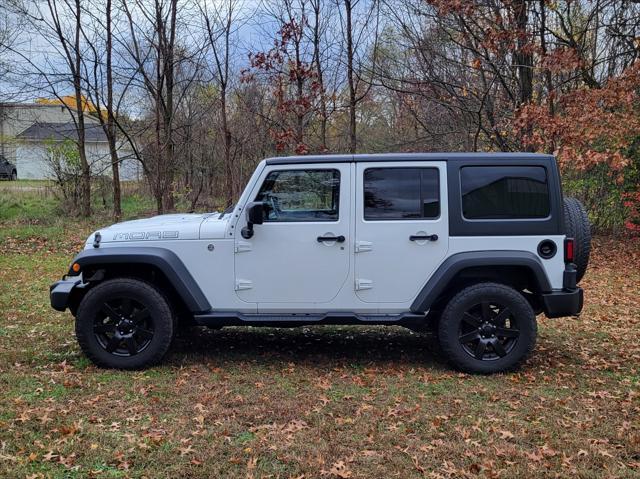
246, 202, 264, 225
241, 202, 264, 239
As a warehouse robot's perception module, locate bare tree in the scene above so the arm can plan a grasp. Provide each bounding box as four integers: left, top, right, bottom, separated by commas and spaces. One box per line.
200, 0, 243, 206
0, 0, 27, 158
337, 0, 380, 153
309, 0, 329, 151
81, 0, 124, 220
104, 0, 120, 218
120, 0, 201, 213
0, 1, 26, 88
12, 0, 94, 215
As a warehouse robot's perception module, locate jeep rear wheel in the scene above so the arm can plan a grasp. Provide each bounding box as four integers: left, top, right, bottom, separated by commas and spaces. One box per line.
438, 283, 536, 374
75, 278, 175, 369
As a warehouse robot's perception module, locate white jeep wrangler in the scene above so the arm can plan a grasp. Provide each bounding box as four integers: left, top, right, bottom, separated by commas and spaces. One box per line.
50, 153, 590, 373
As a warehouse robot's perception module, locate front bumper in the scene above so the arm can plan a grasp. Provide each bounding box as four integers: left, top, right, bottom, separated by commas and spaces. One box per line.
50, 277, 83, 312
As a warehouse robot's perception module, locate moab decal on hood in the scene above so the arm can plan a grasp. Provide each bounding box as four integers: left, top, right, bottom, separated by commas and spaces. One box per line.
84, 213, 220, 245
112, 231, 179, 241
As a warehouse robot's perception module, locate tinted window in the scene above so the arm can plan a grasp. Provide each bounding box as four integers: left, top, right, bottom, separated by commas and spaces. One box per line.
461, 166, 550, 219
364, 168, 440, 220
255, 169, 339, 222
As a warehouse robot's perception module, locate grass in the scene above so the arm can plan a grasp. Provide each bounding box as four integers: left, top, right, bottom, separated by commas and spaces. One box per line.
0, 179, 55, 189
0, 182, 58, 223
1, 190, 639, 478
0, 181, 157, 252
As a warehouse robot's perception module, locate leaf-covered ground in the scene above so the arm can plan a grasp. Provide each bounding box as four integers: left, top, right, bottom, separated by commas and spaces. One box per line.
0, 225, 638, 478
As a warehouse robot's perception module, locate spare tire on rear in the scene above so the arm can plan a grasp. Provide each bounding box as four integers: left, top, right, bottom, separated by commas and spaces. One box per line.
563, 197, 591, 283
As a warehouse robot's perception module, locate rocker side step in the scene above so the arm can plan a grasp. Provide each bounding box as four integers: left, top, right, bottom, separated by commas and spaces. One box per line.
193, 311, 427, 328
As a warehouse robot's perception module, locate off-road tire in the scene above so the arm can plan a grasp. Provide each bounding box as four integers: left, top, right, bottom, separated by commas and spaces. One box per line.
75, 278, 175, 369
438, 282, 537, 374
563, 197, 591, 282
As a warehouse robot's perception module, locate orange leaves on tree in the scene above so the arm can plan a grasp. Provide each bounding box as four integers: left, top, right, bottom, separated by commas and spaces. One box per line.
541, 47, 584, 74
245, 17, 318, 155
516, 61, 640, 172
516, 61, 640, 233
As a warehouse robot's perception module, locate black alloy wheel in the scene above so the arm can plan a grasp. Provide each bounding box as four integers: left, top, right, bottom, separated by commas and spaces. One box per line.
75, 278, 175, 369
457, 301, 520, 361
438, 282, 537, 374
94, 297, 155, 356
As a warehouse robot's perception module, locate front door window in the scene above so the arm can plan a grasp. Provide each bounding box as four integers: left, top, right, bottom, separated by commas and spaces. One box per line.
255, 169, 340, 222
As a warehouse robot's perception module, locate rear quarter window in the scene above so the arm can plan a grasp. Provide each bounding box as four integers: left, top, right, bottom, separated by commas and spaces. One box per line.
461, 166, 550, 219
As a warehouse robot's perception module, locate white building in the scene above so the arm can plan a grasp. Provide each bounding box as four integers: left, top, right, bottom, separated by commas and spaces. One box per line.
0, 102, 140, 180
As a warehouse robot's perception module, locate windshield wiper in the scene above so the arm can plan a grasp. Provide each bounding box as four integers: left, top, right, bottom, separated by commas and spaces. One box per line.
219, 204, 235, 219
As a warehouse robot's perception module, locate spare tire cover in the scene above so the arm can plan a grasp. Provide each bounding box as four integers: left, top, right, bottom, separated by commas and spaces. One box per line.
563, 197, 591, 283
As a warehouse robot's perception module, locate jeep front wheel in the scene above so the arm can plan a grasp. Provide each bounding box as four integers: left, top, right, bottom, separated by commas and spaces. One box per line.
75, 278, 175, 369
438, 283, 536, 374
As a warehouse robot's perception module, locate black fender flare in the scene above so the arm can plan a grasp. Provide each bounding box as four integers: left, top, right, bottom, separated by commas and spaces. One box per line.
410, 250, 552, 313
70, 247, 211, 313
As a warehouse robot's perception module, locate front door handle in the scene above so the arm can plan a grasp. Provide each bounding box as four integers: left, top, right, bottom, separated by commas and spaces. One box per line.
317, 235, 345, 243
410, 234, 438, 242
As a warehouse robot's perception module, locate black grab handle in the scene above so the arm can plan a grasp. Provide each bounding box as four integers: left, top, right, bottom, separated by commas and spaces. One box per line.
409, 234, 438, 242
317, 235, 345, 243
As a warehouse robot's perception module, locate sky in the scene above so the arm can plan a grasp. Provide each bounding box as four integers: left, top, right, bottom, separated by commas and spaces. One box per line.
0, 0, 276, 102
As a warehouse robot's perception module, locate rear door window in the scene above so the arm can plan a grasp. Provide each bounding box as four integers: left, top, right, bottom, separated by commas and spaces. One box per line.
364, 167, 440, 220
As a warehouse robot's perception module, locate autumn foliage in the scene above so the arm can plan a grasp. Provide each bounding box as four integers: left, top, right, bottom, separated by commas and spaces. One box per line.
516, 62, 640, 233
5, 0, 640, 230
244, 18, 320, 155
517, 62, 640, 172
416, 0, 640, 234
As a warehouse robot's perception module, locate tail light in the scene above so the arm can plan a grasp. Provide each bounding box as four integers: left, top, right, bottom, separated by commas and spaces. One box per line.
564, 238, 575, 263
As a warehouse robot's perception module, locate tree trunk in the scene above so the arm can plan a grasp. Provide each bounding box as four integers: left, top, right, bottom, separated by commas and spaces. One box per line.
155, 180, 163, 214
293, 26, 305, 150
106, 0, 121, 221
539, 0, 555, 118
73, 0, 91, 216
312, 0, 328, 151
345, 0, 357, 153
161, 0, 178, 212
203, 0, 235, 205
155, 88, 164, 214
221, 88, 233, 206
513, 0, 533, 106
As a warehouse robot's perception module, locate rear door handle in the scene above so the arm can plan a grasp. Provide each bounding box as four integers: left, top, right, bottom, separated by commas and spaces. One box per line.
317, 235, 345, 243
409, 234, 438, 242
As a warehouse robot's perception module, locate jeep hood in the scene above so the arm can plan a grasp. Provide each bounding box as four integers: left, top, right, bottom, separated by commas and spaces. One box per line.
86, 213, 228, 246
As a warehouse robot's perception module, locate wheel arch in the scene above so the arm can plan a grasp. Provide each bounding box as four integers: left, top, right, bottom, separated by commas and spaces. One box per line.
410, 251, 552, 314
68, 247, 211, 315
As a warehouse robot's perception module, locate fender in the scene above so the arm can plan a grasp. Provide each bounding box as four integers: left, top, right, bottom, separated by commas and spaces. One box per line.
410, 250, 552, 313
67, 246, 211, 313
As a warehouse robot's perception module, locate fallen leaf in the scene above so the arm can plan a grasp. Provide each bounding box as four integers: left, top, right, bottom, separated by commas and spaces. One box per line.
328, 460, 352, 478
